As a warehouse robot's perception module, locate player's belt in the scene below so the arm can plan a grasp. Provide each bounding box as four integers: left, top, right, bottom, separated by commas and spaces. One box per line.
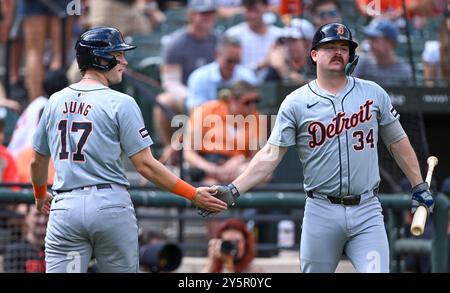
54, 183, 112, 194
327, 195, 360, 205
306, 188, 378, 206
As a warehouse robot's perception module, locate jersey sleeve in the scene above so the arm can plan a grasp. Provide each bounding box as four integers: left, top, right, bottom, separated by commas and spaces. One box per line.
268, 97, 297, 147
377, 84, 399, 126
117, 98, 153, 157
32, 104, 51, 156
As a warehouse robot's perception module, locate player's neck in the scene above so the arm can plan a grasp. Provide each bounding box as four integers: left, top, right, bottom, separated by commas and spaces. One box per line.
316, 72, 347, 95
80, 73, 108, 87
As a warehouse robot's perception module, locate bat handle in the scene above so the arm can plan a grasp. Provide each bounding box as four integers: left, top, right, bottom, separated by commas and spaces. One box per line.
410, 205, 427, 236
410, 156, 438, 236
425, 168, 434, 186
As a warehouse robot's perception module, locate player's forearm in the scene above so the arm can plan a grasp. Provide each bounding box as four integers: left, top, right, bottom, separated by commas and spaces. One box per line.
130, 148, 191, 195
138, 156, 181, 190
30, 150, 50, 186
389, 137, 423, 187
232, 144, 287, 193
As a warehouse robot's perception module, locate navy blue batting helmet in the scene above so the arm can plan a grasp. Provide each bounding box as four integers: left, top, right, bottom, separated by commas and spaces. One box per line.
75, 27, 136, 72
311, 22, 358, 62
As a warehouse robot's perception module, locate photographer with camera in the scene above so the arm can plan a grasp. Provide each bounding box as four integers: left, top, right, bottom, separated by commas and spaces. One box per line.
201, 219, 263, 273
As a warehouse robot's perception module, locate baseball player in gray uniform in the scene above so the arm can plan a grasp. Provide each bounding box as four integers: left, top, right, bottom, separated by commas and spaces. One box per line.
30, 27, 228, 273
211, 23, 435, 272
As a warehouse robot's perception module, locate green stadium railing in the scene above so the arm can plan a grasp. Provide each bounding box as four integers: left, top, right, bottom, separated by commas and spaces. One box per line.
0, 189, 448, 272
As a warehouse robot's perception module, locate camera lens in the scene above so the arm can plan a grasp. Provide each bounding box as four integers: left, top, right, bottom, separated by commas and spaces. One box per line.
140, 243, 182, 272
220, 240, 237, 256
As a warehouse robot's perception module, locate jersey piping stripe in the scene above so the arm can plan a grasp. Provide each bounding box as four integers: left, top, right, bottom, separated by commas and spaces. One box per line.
340, 77, 356, 196
68, 86, 109, 92
307, 82, 342, 197
344, 131, 350, 196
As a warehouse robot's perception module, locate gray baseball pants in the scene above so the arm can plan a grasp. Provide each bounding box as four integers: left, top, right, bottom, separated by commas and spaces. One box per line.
300, 190, 390, 273
45, 184, 138, 273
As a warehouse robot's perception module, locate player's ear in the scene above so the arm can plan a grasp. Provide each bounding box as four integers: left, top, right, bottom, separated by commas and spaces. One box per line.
310, 50, 318, 63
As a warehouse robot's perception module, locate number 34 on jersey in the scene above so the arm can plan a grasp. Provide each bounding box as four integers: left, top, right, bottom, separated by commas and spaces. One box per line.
307, 100, 375, 151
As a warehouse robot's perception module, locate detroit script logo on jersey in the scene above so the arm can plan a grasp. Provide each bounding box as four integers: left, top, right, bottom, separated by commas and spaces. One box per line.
308, 100, 373, 148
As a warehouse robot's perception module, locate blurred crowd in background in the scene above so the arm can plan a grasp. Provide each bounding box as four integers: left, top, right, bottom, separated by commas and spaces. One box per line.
0, 0, 449, 273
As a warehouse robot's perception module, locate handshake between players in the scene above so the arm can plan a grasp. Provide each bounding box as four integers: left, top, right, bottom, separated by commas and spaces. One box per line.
198, 184, 241, 217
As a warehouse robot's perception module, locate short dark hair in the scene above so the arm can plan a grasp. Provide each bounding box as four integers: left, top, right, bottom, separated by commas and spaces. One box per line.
242, 0, 268, 8
310, 0, 341, 13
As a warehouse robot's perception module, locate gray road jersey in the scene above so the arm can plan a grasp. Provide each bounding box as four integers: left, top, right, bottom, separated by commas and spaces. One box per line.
33, 83, 153, 190
268, 77, 399, 196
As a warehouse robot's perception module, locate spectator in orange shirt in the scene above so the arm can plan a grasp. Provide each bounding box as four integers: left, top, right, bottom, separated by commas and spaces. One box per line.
0, 117, 19, 184
17, 145, 55, 184
183, 81, 269, 184
0, 116, 20, 219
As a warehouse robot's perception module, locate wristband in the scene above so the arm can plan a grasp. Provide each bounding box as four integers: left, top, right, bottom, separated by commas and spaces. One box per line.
33, 184, 47, 200
172, 179, 196, 200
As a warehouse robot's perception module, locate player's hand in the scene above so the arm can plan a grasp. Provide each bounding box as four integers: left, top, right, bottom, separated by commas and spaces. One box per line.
192, 186, 228, 213
198, 184, 241, 217
35, 191, 53, 215
411, 182, 434, 214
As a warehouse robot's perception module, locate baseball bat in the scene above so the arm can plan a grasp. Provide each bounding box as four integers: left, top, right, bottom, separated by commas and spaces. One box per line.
410, 156, 438, 236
